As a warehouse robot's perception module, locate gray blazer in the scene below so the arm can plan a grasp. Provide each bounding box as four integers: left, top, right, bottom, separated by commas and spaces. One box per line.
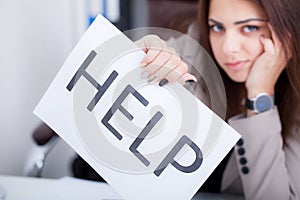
167, 24, 300, 200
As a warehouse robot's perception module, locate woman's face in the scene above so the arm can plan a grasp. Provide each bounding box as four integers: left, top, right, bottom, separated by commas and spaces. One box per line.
208, 0, 270, 82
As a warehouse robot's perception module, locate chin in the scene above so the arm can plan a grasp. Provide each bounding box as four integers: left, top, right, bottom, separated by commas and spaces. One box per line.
221, 66, 250, 83
228, 74, 247, 83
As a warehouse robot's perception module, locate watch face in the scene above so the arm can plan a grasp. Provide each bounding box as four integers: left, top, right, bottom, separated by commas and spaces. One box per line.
255, 95, 274, 112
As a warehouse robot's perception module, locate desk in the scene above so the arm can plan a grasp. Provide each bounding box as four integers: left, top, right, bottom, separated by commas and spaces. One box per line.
0, 175, 122, 200
0, 175, 244, 200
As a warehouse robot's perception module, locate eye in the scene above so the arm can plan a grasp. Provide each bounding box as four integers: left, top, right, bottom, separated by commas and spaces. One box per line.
243, 25, 259, 33
209, 24, 225, 32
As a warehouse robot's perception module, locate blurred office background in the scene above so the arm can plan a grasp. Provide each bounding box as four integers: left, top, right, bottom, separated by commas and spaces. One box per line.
0, 0, 198, 178
0, 0, 148, 178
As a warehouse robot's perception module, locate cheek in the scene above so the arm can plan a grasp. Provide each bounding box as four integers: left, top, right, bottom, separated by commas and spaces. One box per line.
209, 36, 222, 60
245, 37, 264, 60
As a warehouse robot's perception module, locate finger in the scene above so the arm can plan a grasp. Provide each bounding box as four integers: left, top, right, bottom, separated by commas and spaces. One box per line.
141, 45, 172, 67
166, 46, 177, 55
267, 23, 283, 52
141, 48, 163, 67
286, 47, 292, 60
135, 35, 168, 66
162, 61, 189, 84
158, 72, 197, 87
135, 35, 166, 51
285, 32, 293, 59
145, 35, 168, 49
143, 51, 174, 81
178, 73, 198, 85
267, 23, 291, 61
261, 36, 275, 55
144, 48, 173, 72
161, 61, 197, 86
134, 38, 146, 51
150, 54, 182, 81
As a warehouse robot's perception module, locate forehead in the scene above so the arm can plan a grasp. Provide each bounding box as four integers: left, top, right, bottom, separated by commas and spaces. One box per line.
208, 0, 267, 21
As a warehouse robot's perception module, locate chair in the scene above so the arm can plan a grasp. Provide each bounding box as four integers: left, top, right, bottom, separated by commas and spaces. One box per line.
23, 123, 59, 177
23, 122, 105, 181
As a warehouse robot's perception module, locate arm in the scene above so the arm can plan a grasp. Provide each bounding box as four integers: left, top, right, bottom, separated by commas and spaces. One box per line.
227, 24, 298, 199
228, 108, 300, 200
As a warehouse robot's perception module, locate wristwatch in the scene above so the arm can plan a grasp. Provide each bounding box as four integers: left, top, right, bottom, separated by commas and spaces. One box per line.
245, 93, 274, 113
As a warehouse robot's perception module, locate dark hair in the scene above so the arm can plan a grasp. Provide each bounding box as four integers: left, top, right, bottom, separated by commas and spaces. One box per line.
197, 0, 300, 140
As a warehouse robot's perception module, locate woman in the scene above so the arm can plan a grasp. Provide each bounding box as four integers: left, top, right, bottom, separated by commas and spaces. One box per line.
136, 0, 300, 199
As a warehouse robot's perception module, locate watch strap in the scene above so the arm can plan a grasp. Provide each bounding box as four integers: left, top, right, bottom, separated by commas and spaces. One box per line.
245, 98, 254, 110
244, 93, 274, 113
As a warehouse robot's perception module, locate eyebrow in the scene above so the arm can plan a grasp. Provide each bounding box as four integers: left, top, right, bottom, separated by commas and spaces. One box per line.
208, 19, 223, 26
234, 18, 268, 25
208, 18, 268, 25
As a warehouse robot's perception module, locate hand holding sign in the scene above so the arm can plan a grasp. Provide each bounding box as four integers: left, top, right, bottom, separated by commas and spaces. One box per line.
34, 15, 240, 200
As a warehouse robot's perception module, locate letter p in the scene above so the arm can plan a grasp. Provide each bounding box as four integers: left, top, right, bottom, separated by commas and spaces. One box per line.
154, 135, 203, 177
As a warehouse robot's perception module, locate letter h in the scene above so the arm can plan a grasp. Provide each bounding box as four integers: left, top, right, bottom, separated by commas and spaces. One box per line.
66, 50, 118, 111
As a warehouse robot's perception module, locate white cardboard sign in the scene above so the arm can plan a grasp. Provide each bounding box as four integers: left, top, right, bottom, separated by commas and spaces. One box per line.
34, 15, 241, 200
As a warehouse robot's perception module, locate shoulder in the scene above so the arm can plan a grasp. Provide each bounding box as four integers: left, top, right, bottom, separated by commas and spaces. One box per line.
166, 22, 201, 55
186, 22, 200, 41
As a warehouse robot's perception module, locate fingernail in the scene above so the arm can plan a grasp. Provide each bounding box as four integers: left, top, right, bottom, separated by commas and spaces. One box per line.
185, 79, 196, 84
159, 78, 169, 87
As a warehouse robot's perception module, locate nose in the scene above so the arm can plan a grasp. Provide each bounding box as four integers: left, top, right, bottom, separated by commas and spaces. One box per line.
222, 31, 241, 55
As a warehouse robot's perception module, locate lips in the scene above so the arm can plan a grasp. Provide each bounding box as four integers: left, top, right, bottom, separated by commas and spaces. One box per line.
224, 60, 248, 71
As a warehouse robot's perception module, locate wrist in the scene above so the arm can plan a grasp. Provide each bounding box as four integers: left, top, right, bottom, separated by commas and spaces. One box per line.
244, 93, 275, 114
246, 88, 274, 99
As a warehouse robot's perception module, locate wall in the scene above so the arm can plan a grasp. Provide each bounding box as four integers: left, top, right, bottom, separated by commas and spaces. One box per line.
0, 0, 85, 177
